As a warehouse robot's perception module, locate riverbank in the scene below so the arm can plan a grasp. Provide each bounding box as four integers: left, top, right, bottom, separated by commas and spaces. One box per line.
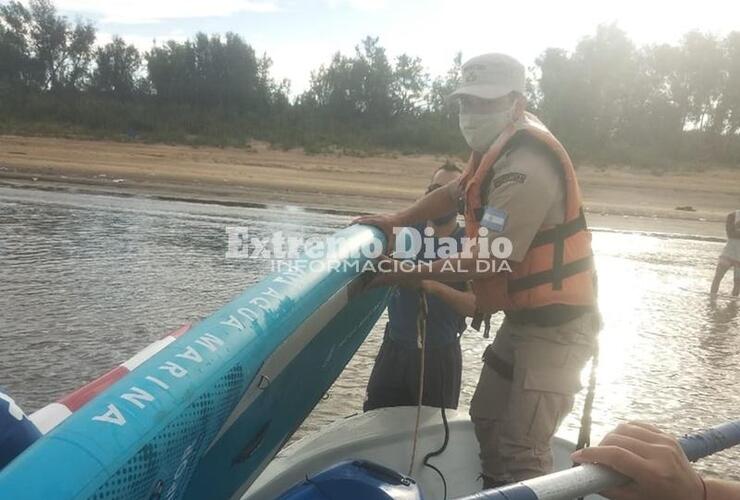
1, 134, 738, 238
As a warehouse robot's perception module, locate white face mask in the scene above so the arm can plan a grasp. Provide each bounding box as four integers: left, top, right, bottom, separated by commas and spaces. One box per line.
459, 108, 513, 153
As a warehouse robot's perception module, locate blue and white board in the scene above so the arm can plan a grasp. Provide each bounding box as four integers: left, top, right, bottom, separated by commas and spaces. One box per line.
0, 225, 389, 500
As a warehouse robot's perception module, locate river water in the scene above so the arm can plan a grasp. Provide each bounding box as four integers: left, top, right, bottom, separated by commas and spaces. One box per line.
0, 186, 738, 480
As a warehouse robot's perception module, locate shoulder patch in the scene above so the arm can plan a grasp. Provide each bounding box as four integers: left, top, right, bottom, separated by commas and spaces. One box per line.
492, 172, 527, 189
481, 206, 508, 232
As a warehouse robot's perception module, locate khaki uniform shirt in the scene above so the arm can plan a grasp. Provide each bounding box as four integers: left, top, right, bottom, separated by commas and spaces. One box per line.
480, 138, 565, 262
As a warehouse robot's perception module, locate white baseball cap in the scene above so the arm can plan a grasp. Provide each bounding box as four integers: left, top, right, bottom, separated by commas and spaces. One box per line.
448, 53, 526, 101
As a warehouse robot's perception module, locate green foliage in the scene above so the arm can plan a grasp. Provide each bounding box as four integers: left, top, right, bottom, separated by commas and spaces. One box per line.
91, 36, 141, 99
0, 0, 96, 91
533, 24, 740, 165
147, 32, 262, 114
0, 1, 739, 166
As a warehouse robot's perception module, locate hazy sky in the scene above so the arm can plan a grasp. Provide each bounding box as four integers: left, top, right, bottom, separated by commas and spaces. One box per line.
50, 0, 739, 94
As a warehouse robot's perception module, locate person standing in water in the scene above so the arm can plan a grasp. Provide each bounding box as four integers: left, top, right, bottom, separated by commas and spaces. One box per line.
364, 162, 476, 412
710, 210, 740, 297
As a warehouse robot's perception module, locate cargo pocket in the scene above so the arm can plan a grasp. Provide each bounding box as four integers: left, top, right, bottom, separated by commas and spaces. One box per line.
470, 362, 512, 422
524, 367, 583, 395
506, 366, 581, 447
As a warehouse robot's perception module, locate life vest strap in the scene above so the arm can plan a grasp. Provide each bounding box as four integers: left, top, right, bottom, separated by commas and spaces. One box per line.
472, 207, 586, 247
482, 345, 513, 381
529, 209, 587, 248
508, 255, 594, 294
470, 312, 492, 338
504, 304, 595, 327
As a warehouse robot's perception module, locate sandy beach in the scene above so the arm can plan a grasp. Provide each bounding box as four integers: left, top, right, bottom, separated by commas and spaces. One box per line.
1, 135, 738, 238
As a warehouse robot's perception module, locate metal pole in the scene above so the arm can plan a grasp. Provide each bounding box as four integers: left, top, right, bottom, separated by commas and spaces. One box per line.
457, 420, 740, 500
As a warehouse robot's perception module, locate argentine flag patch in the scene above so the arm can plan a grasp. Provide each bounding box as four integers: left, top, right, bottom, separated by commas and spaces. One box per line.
481, 206, 508, 232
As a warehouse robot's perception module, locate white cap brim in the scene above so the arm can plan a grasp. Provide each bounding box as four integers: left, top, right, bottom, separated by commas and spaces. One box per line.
447, 83, 513, 102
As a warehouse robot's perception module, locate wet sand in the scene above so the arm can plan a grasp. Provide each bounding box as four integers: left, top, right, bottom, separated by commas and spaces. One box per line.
1, 135, 738, 238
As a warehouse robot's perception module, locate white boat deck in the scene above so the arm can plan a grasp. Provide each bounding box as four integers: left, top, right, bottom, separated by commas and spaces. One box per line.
246, 406, 605, 499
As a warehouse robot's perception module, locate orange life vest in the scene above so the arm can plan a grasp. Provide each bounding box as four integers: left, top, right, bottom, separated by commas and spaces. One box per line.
461, 112, 596, 315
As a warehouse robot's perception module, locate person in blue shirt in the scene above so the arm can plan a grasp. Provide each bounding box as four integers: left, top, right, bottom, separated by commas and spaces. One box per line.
0, 389, 41, 470
364, 162, 476, 411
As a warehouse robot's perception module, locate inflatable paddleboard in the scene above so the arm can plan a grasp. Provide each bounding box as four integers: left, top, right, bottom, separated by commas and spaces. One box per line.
0, 224, 389, 500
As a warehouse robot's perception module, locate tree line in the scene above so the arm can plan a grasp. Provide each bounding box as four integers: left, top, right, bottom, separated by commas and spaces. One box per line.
1, 0, 739, 165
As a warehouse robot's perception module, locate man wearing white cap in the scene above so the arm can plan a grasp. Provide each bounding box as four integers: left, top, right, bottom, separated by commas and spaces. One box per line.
357, 53, 599, 488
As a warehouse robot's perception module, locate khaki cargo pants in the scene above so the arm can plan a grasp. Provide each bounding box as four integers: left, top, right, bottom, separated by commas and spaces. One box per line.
469, 312, 599, 483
